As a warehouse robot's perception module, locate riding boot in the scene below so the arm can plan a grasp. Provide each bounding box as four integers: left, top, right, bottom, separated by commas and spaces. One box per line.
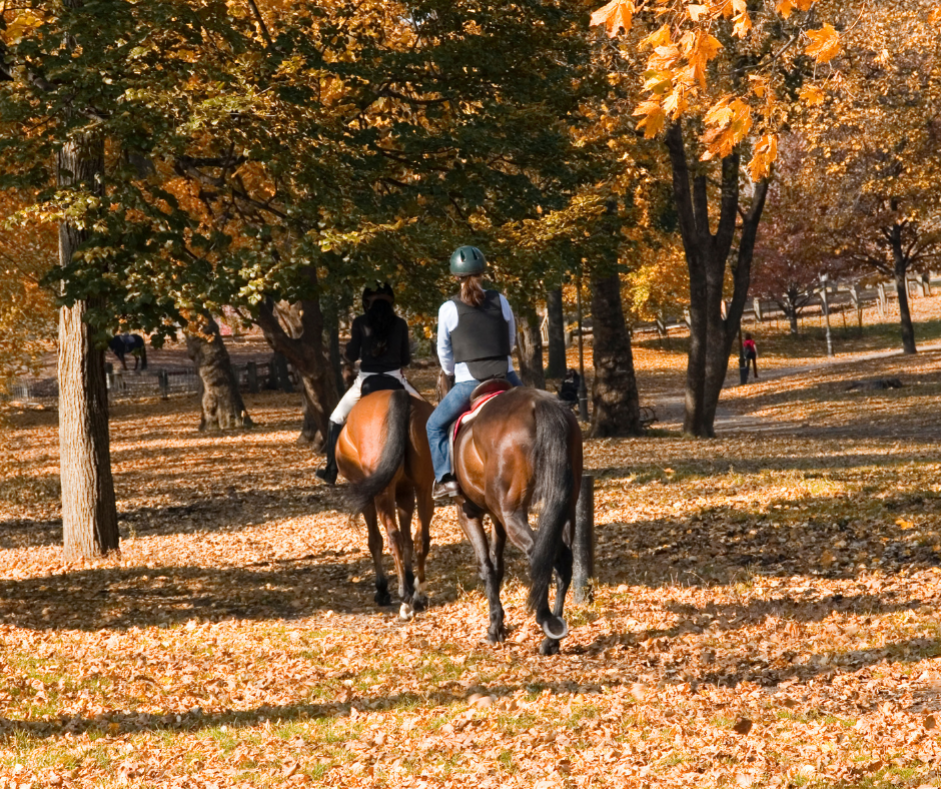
315, 422, 343, 485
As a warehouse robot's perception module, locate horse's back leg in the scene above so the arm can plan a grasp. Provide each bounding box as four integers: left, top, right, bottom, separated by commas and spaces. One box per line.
395, 484, 419, 610
458, 501, 505, 644
376, 486, 415, 619
538, 520, 574, 656
363, 501, 391, 607
413, 480, 433, 611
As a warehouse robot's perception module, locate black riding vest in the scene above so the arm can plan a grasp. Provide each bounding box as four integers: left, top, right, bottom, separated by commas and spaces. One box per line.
450, 290, 511, 380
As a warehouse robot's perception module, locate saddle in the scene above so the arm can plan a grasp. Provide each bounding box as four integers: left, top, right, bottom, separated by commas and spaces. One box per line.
449, 379, 513, 470
361, 373, 406, 397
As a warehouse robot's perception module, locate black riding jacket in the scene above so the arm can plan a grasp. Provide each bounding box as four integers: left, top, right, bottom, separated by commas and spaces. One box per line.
346, 314, 411, 373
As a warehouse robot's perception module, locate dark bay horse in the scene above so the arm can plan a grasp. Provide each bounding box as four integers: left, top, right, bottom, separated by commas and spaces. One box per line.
451, 383, 583, 655
337, 389, 435, 619
108, 333, 148, 371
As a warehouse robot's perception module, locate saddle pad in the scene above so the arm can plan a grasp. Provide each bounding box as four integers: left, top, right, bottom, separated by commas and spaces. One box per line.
448, 390, 506, 474
453, 391, 504, 442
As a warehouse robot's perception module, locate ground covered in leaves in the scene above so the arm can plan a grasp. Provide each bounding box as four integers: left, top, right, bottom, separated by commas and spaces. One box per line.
0, 341, 939, 788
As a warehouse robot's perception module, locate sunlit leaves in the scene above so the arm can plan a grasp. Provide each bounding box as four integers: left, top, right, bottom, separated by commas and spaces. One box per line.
589, 0, 861, 173
799, 84, 826, 106
748, 133, 778, 182
590, 0, 635, 37
804, 23, 842, 63
700, 96, 752, 160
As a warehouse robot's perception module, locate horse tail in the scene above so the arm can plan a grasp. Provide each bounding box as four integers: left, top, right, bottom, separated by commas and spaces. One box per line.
138, 336, 148, 370
528, 397, 575, 618
344, 389, 411, 514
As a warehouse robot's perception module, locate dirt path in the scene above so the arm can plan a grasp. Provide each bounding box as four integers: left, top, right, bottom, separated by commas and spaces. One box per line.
652, 343, 941, 434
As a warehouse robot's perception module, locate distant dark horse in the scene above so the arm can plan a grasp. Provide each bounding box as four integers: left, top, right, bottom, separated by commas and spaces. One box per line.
108, 333, 148, 371
448, 377, 583, 655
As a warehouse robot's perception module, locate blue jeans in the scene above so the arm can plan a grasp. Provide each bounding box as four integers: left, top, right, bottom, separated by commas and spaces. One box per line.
426, 371, 524, 482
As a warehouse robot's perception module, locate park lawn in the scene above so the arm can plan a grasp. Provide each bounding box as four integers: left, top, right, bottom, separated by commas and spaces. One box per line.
0, 349, 939, 788
627, 298, 941, 399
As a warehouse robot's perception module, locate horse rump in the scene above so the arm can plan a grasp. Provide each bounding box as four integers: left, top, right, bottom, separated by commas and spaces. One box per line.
343, 389, 412, 514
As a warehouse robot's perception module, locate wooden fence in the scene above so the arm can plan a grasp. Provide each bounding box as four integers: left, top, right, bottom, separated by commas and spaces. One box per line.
3, 357, 300, 406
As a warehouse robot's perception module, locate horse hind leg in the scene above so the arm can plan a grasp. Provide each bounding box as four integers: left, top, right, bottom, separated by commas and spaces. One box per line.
540, 537, 573, 657
396, 485, 422, 613
459, 502, 505, 644
376, 488, 415, 620
363, 502, 391, 607
412, 482, 433, 612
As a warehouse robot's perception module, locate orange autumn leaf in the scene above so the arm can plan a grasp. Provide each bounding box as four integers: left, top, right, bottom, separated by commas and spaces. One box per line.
799, 84, 826, 105
748, 132, 778, 180
589, 0, 634, 37
805, 23, 842, 63
633, 100, 667, 138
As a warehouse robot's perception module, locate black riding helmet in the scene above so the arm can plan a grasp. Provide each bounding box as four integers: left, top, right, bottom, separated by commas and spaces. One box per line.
362, 282, 394, 311
449, 246, 486, 276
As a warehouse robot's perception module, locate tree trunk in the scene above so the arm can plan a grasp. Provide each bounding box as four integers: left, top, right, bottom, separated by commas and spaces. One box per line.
782, 289, 801, 336
324, 302, 345, 393
589, 273, 642, 437
890, 226, 918, 354
665, 123, 768, 437
57, 133, 120, 560
545, 287, 567, 379
255, 266, 339, 448
185, 316, 252, 431
515, 303, 546, 389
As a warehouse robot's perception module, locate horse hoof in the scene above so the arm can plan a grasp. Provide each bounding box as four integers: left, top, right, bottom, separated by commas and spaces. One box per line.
375, 592, 392, 607
486, 631, 505, 645
399, 602, 415, 621
540, 616, 568, 641
539, 638, 560, 656
412, 593, 428, 612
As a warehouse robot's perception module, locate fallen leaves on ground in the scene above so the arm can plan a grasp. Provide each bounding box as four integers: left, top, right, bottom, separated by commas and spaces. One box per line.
0, 337, 938, 788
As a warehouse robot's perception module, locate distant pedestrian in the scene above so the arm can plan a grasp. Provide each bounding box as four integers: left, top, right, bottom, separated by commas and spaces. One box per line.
743, 333, 758, 379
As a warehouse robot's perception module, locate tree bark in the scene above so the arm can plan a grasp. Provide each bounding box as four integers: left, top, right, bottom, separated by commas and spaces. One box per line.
665, 122, 768, 437
185, 316, 252, 431
784, 289, 800, 336
325, 304, 345, 394
589, 273, 642, 437
255, 266, 339, 448
545, 287, 567, 379
515, 303, 546, 389
57, 132, 120, 560
890, 225, 918, 354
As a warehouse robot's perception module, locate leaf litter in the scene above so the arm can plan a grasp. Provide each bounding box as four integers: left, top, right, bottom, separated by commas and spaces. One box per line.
0, 348, 938, 788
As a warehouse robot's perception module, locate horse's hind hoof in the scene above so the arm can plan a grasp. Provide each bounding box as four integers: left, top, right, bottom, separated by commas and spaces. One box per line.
539, 638, 560, 656
375, 592, 392, 607
399, 602, 415, 621
540, 616, 568, 641
412, 593, 428, 612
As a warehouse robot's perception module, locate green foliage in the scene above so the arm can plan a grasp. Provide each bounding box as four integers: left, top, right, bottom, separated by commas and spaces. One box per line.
0, 0, 614, 335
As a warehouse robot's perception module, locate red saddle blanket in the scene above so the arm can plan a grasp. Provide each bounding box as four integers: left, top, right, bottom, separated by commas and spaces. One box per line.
453, 391, 504, 441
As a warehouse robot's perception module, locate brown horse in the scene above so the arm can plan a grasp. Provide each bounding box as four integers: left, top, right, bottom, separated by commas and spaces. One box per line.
451, 382, 583, 655
337, 389, 435, 618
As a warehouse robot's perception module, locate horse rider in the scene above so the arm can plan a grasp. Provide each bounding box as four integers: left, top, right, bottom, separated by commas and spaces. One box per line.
426, 246, 524, 499
316, 283, 420, 485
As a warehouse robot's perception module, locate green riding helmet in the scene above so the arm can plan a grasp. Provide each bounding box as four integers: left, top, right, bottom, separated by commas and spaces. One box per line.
449, 246, 486, 276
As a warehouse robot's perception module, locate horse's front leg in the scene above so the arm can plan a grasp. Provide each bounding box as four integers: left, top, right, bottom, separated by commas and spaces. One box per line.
458, 501, 504, 644
363, 502, 391, 607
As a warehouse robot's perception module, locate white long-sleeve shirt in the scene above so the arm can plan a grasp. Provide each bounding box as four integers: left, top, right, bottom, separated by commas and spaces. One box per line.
436, 295, 516, 383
